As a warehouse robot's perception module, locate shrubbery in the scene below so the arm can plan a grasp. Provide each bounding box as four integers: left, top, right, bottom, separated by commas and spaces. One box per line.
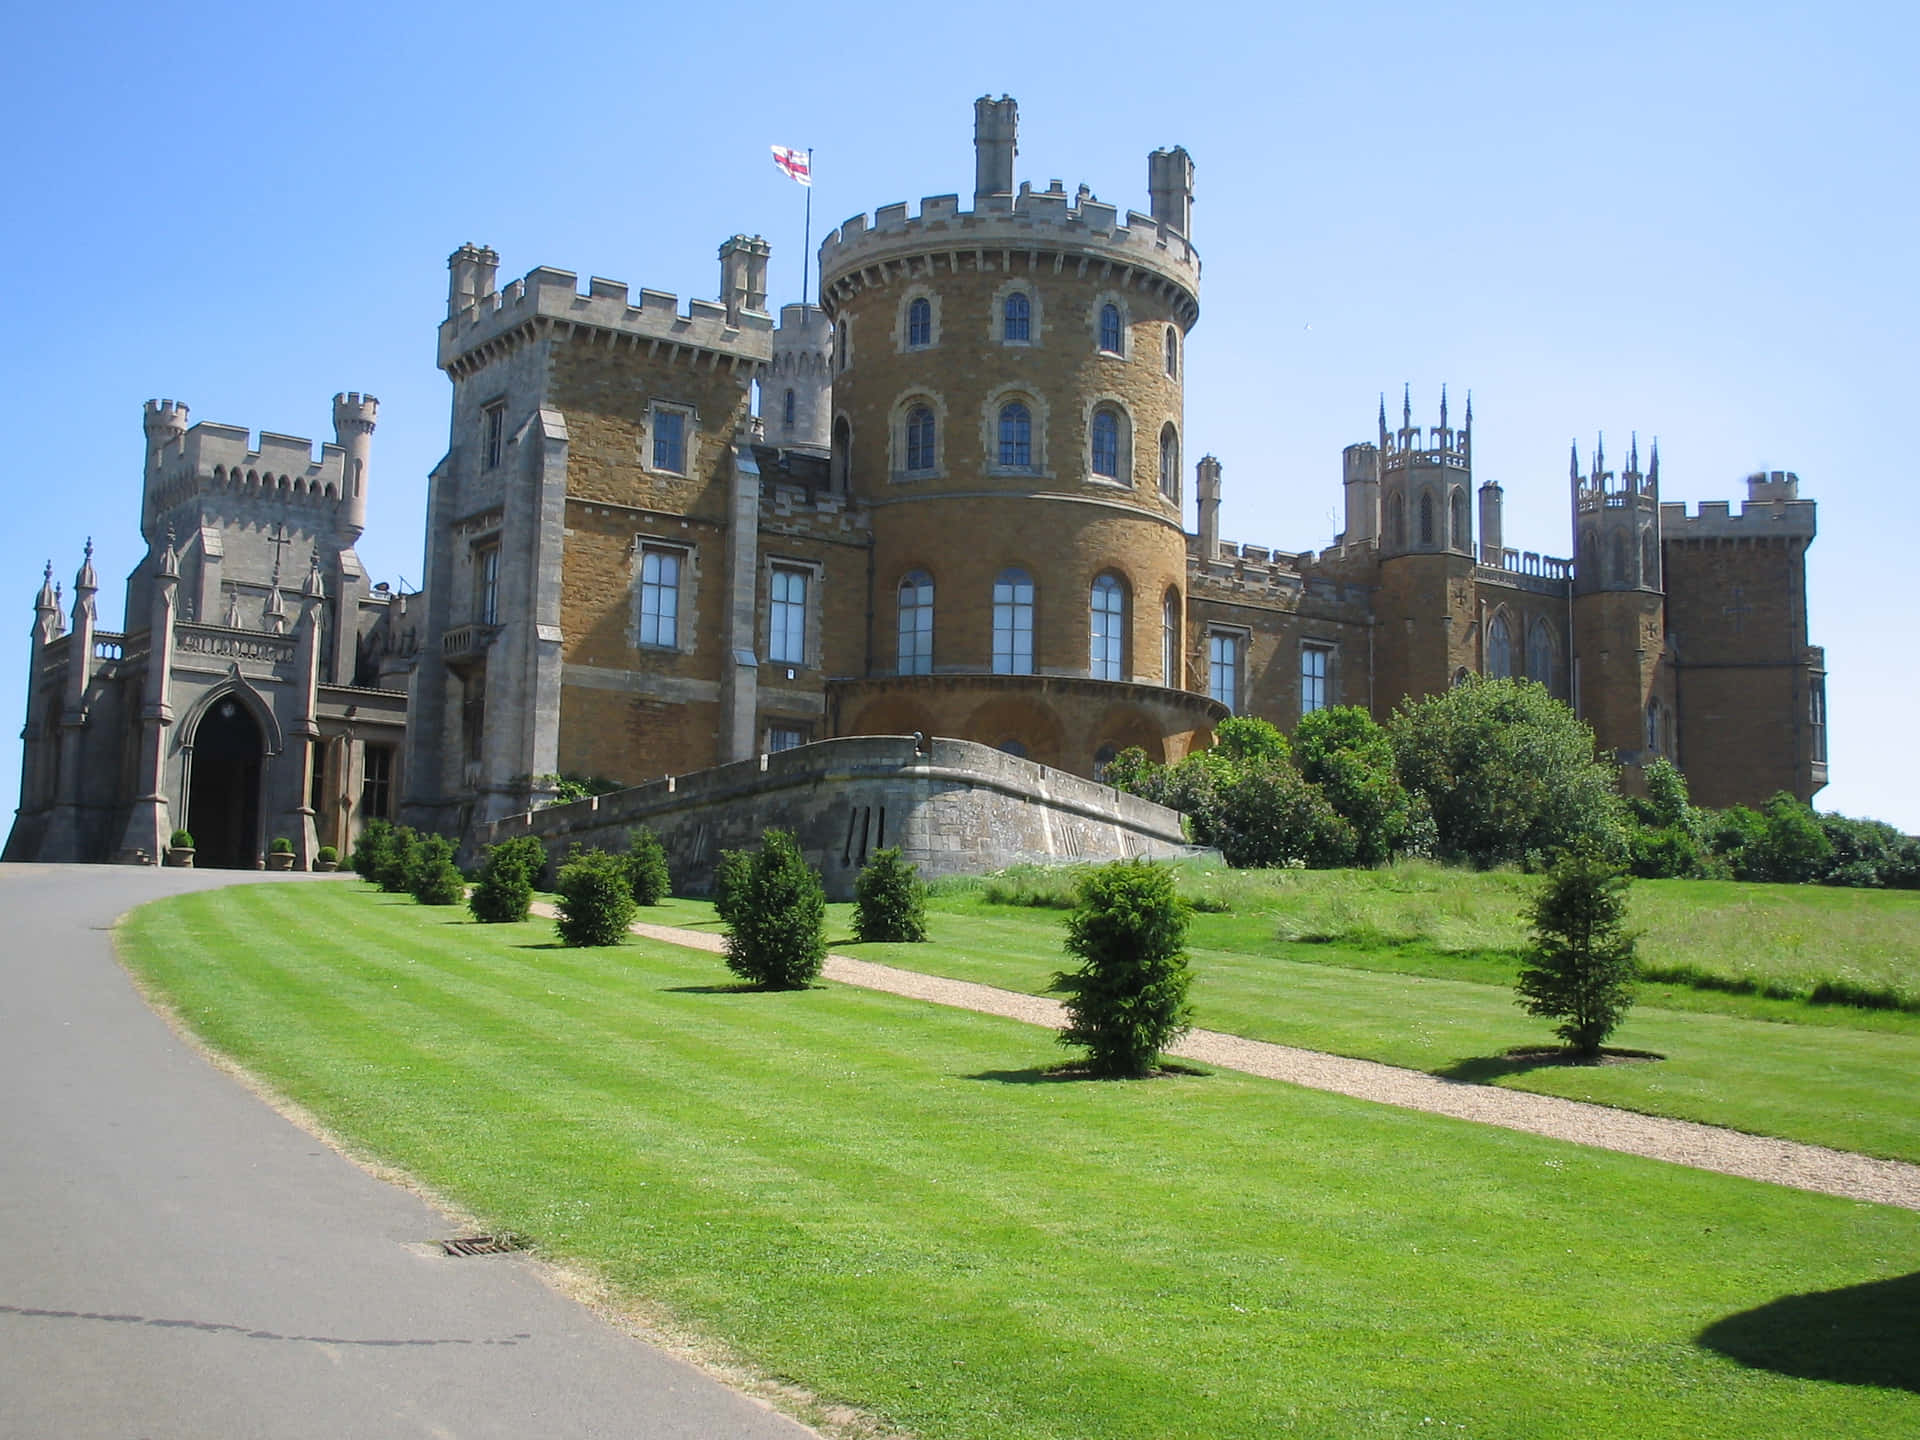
1053, 860, 1194, 1077
351, 818, 392, 880
375, 825, 418, 894
625, 827, 671, 906
554, 847, 637, 947
853, 847, 928, 943
469, 836, 545, 923
722, 830, 826, 989
409, 834, 466, 906
1515, 846, 1639, 1057
711, 848, 751, 926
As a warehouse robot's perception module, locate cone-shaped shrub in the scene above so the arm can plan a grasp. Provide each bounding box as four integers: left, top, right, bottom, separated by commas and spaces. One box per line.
1515, 846, 1639, 1058
1053, 860, 1194, 1078
375, 826, 418, 894
711, 848, 751, 926
469, 836, 544, 923
722, 830, 825, 989
410, 833, 466, 906
625, 827, 671, 906
554, 848, 637, 947
853, 847, 928, 943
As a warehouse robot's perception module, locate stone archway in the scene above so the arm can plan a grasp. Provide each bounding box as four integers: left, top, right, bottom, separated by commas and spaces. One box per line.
187, 697, 265, 869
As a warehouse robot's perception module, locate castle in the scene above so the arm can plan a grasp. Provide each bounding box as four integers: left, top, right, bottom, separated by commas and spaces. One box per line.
6, 96, 1826, 868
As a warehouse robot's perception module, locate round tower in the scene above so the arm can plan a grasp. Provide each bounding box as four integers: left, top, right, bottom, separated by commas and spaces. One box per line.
766, 303, 832, 452
816, 96, 1217, 769
332, 392, 379, 540
141, 399, 189, 539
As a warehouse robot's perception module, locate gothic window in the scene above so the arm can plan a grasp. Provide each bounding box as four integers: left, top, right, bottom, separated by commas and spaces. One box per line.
1301, 644, 1331, 715
831, 416, 852, 492
1582, 533, 1600, 579
1159, 424, 1179, 500
472, 542, 499, 626
1527, 618, 1557, 690
638, 546, 682, 648
1003, 291, 1031, 342
1611, 533, 1629, 585
1208, 631, 1240, 713
835, 320, 849, 372
1451, 488, 1469, 552
897, 570, 933, 675
769, 566, 809, 665
1091, 408, 1122, 479
906, 405, 936, 472
483, 401, 505, 470
1486, 611, 1513, 679
1162, 589, 1180, 687
998, 403, 1033, 468
1165, 326, 1179, 377
783, 388, 795, 427
1090, 573, 1125, 680
1419, 492, 1435, 547
908, 297, 932, 348
1099, 304, 1122, 354
992, 568, 1035, 675
1642, 527, 1659, 587
1387, 493, 1406, 549
1645, 699, 1663, 754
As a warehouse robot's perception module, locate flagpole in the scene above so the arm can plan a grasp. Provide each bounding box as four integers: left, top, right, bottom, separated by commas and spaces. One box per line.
802, 148, 813, 311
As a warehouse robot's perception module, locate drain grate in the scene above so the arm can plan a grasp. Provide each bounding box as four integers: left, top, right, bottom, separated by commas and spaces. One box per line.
441, 1234, 527, 1257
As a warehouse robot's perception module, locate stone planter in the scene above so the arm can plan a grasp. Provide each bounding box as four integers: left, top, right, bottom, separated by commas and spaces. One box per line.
164, 846, 195, 869
266, 852, 295, 871
314, 859, 339, 873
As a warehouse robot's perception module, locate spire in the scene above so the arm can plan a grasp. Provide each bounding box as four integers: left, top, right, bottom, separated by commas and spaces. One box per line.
303, 548, 325, 599
1401, 383, 1411, 429
36, 560, 57, 613
1464, 390, 1473, 432
1440, 383, 1449, 433
1629, 431, 1639, 475
1648, 438, 1660, 487
1569, 440, 1579, 482
1594, 432, 1605, 478
158, 526, 179, 580
76, 537, 97, 596
265, 584, 288, 634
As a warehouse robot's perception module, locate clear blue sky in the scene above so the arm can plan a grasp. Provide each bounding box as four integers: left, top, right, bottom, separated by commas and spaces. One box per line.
4, 1, 1914, 830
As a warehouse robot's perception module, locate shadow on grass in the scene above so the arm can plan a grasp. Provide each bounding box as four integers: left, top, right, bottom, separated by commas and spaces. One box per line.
1697, 1272, 1920, 1393
967, 1062, 1211, 1085
662, 983, 822, 995
1436, 1047, 1665, 1084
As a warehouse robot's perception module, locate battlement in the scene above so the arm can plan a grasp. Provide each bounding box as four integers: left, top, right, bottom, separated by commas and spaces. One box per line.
1378, 390, 1469, 474
818, 188, 1201, 319
143, 410, 350, 522
438, 262, 776, 376
1660, 497, 1817, 541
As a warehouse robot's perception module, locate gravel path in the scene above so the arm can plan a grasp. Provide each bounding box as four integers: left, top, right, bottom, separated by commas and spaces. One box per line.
616, 916, 1920, 1211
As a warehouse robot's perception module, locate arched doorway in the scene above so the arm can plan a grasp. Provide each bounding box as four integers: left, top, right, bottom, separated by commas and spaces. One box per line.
188, 696, 264, 869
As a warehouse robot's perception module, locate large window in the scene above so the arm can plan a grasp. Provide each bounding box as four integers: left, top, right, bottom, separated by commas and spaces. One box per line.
1419, 491, 1435, 547
1099, 303, 1122, 353
897, 570, 933, 675
1301, 644, 1330, 715
1486, 611, 1513, 679
1089, 574, 1125, 680
908, 297, 932, 348
1159, 424, 1179, 500
1208, 631, 1240, 713
473, 543, 499, 626
1091, 410, 1120, 478
653, 409, 686, 474
483, 402, 505, 470
769, 567, 808, 665
1810, 676, 1826, 762
768, 724, 808, 753
639, 547, 681, 648
1527, 618, 1558, 690
1162, 589, 1180, 687
361, 744, 393, 820
1451, 488, 1469, 552
992, 568, 1035, 675
906, 405, 936, 472
1003, 291, 1031, 342
998, 403, 1032, 468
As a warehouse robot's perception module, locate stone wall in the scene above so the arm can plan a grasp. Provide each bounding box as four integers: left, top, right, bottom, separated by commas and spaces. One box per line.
472, 734, 1198, 901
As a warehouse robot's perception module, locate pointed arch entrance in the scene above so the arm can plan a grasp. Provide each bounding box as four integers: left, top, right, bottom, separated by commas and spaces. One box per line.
187, 696, 265, 868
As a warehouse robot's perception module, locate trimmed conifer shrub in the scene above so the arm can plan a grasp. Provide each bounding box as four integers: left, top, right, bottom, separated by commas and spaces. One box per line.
351, 818, 392, 880
469, 837, 543, 923
1053, 860, 1194, 1078
375, 825, 417, 894
554, 848, 637, 947
410, 833, 466, 906
722, 830, 826, 989
853, 847, 928, 943
1515, 846, 1639, 1058
625, 827, 671, 906
711, 848, 751, 926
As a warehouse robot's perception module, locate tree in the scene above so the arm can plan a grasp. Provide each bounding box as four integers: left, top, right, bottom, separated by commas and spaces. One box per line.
1210, 757, 1356, 869
375, 826, 418, 894
1292, 706, 1416, 866
710, 847, 752, 926
1054, 861, 1194, 1077
853, 847, 928, 942
625, 827, 671, 906
1515, 847, 1639, 1058
722, 830, 826, 989
554, 848, 637, 947
409, 833, 466, 906
351, 818, 393, 881
1211, 715, 1290, 768
469, 836, 544, 923
1389, 677, 1625, 867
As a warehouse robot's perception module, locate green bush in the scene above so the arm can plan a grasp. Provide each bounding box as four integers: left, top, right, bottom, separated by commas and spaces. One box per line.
625, 827, 672, 906
1628, 822, 1708, 879
1292, 706, 1417, 866
170, 829, 194, 849
469, 837, 544, 923
554, 848, 637, 947
1515, 847, 1639, 1058
722, 830, 826, 989
1053, 860, 1195, 1077
315, 845, 338, 865
853, 847, 928, 942
375, 826, 418, 894
1212, 715, 1290, 768
1212, 758, 1357, 869
711, 848, 751, 926
270, 836, 294, 855
351, 818, 392, 880
409, 833, 466, 906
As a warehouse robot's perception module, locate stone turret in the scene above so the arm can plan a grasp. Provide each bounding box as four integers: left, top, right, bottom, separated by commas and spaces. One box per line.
1478, 479, 1504, 565
1148, 146, 1195, 237
719, 234, 772, 327
1196, 455, 1223, 561
447, 243, 500, 319
768, 303, 832, 452
1341, 443, 1378, 545
332, 392, 378, 541
1377, 387, 1472, 558
973, 95, 1019, 209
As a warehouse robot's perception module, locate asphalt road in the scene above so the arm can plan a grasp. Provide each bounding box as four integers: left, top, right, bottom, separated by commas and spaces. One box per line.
0, 863, 819, 1440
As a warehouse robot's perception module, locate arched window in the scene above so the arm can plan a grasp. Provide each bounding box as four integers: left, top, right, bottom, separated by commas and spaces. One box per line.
998, 403, 1032, 468
835, 320, 849, 373
1387, 493, 1406, 549
831, 416, 852, 493
1645, 699, 1663, 753
906, 405, 935, 472
783, 388, 795, 427
1090, 573, 1125, 680
1642, 527, 1659, 587
1159, 424, 1179, 500
1527, 618, 1557, 690
908, 297, 931, 348
1004, 291, 1030, 342
1099, 304, 1122, 353
1419, 492, 1435, 547
1165, 327, 1179, 377
1162, 589, 1180, 687
897, 570, 933, 675
1091, 410, 1120, 478
1451, 488, 1469, 552
1611, 533, 1629, 585
993, 568, 1035, 675
1582, 533, 1600, 579
1486, 611, 1513, 679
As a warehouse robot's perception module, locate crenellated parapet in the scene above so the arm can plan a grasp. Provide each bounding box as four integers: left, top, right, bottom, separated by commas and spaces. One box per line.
1660, 496, 1816, 542
818, 188, 1201, 329
438, 261, 775, 381
142, 405, 352, 533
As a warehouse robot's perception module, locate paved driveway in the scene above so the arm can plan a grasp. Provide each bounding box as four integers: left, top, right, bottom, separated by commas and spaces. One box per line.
0, 863, 817, 1440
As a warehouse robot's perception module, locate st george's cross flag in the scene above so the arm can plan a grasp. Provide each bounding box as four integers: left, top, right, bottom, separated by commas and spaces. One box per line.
771, 145, 812, 186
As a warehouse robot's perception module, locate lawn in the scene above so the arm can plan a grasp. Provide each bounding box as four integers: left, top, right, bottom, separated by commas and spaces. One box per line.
120, 882, 1918, 1440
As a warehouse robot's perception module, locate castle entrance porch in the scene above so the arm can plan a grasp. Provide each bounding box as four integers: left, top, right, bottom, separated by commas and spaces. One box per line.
186, 698, 264, 869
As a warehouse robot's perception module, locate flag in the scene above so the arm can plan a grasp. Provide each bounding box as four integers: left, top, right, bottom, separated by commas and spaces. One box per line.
771, 145, 811, 186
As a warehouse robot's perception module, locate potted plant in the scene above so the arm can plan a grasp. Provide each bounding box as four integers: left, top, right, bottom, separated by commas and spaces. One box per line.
267, 836, 296, 871
314, 845, 339, 873
166, 829, 195, 868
